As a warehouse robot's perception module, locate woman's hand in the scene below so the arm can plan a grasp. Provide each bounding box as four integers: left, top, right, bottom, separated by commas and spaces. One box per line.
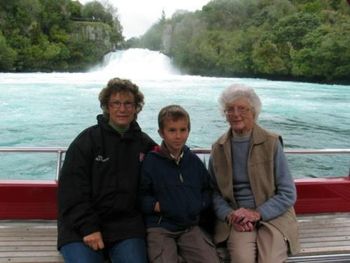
226, 208, 261, 232
232, 208, 261, 224
83, 231, 104, 251
232, 221, 255, 232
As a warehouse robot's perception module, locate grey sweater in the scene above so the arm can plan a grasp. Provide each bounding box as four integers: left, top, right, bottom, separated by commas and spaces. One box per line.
209, 136, 296, 222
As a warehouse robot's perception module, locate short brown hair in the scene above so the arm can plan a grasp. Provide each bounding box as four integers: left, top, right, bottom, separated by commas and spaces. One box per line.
158, 105, 191, 131
99, 78, 144, 119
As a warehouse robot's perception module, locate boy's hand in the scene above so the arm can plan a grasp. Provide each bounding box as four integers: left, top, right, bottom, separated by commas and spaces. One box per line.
154, 201, 161, 212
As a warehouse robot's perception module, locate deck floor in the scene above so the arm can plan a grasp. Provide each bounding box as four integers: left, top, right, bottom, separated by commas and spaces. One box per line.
296, 213, 350, 256
0, 213, 350, 263
0, 220, 61, 263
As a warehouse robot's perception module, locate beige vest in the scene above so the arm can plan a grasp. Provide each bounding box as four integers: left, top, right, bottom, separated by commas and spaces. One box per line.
211, 124, 300, 255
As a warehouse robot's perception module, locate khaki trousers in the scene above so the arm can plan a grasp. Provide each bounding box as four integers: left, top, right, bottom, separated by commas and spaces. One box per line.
227, 222, 288, 263
146, 226, 220, 263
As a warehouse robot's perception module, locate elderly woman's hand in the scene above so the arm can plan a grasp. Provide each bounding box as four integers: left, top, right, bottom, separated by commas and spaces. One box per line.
226, 208, 261, 232
231, 221, 255, 232
233, 208, 261, 223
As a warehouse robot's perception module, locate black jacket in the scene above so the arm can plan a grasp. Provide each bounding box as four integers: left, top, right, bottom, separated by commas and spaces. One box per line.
57, 115, 156, 248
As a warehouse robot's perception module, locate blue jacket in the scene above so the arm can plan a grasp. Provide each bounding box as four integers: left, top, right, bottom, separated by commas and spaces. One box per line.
139, 145, 212, 231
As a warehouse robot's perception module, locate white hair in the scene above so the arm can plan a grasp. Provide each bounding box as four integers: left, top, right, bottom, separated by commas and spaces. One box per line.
218, 83, 262, 121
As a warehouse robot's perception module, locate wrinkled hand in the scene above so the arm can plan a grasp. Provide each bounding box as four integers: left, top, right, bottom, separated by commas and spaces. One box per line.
226, 208, 261, 232
231, 221, 255, 232
232, 208, 261, 224
83, 231, 104, 251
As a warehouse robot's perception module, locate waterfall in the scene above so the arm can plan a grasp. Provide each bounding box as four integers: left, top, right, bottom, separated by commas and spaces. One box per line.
0, 49, 185, 85
90, 48, 181, 79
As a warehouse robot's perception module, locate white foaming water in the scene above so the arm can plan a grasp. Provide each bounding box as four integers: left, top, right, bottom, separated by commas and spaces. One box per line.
0, 49, 349, 180
91, 48, 181, 79
0, 49, 182, 86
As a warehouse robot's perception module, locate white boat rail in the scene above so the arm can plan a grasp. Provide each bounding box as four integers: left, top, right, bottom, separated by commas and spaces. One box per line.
0, 147, 349, 180
0, 147, 66, 181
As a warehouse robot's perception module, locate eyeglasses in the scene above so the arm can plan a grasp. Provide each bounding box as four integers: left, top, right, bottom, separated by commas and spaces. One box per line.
109, 100, 135, 110
224, 106, 251, 115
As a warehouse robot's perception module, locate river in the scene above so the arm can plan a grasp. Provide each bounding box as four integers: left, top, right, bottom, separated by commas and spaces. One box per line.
0, 48, 349, 179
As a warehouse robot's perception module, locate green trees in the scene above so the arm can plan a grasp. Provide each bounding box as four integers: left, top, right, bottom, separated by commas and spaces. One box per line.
291, 10, 350, 82
0, 0, 123, 72
0, 32, 17, 70
134, 0, 350, 83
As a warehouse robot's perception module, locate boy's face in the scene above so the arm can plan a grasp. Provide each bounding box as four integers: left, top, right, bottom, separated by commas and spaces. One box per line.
159, 118, 189, 156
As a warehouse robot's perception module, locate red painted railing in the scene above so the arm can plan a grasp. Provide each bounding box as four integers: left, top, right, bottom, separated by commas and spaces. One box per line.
0, 147, 349, 219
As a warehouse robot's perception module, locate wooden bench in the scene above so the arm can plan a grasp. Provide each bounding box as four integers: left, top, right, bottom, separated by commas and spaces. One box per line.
286, 213, 350, 263
1, 213, 350, 263
0, 220, 62, 263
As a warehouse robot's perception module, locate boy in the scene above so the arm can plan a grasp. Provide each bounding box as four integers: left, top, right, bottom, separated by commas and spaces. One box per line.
139, 105, 219, 263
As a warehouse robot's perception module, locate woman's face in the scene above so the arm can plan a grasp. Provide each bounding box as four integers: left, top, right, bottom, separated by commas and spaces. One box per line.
107, 91, 136, 128
224, 97, 255, 135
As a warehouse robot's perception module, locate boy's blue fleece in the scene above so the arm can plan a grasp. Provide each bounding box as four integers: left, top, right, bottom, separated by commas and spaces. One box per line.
139, 145, 212, 232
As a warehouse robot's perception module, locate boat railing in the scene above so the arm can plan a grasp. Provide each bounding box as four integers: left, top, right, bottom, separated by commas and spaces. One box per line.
0, 147, 66, 181
0, 147, 349, 180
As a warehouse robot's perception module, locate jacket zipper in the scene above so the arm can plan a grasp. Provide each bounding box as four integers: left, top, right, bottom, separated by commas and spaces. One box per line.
179, 172, 184, 183
157, 215, 163, 224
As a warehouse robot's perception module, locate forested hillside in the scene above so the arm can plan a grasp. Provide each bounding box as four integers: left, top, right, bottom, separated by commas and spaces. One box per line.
133, 0, 350, 83
0, 0, 123, 72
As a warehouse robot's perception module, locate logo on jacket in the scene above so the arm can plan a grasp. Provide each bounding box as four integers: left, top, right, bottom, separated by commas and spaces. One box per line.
95, 155, 110, 162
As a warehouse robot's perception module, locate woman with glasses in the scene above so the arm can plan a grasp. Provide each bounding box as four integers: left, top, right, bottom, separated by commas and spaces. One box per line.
58, 78, 157, 263
209, 84, 300, 263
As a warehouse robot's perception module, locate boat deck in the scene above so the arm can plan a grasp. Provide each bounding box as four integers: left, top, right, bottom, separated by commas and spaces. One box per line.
287, 213, 350, 263
1, 213, 350, 263
0, 220, 60, 263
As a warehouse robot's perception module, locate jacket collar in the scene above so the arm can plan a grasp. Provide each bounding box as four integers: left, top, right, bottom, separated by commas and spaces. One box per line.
153, 141, 188, 162
218, 124, 268, 146
97, 114, 141, 138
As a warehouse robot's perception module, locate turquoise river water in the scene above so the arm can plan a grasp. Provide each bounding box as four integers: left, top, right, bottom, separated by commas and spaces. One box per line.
0, 49, 349, 179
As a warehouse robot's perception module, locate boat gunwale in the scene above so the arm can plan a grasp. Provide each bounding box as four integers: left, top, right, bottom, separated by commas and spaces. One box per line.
0, 147, 349, 219
1, 146, 350, 154
1, 147, 349, 180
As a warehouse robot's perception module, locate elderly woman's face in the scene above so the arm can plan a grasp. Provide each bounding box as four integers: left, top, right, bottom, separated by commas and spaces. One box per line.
225, 97, 255, 135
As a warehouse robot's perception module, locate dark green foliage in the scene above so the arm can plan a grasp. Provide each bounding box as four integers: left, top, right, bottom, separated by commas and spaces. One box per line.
0, 0, 123, 72
272, 12, 321, 49
0, 31, 17, 70
134, 0, 350, 83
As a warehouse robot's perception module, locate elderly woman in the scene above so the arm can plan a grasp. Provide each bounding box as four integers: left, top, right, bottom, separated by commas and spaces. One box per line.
209, 84, 300, 263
